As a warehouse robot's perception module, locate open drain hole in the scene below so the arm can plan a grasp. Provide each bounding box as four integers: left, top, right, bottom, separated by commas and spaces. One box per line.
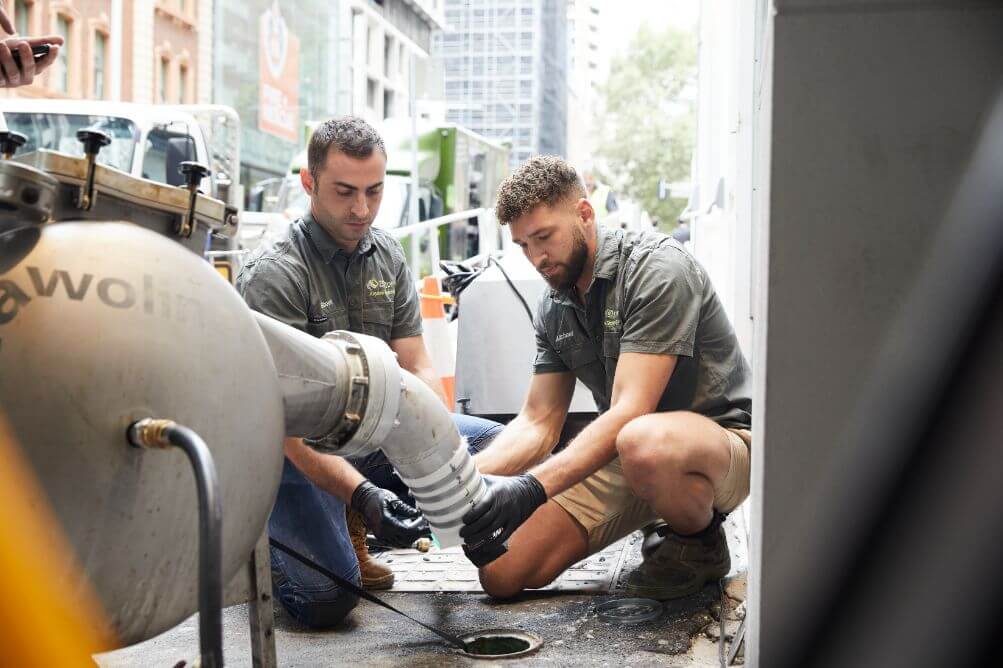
460, 629, 543, 659
466, 637, 529, 655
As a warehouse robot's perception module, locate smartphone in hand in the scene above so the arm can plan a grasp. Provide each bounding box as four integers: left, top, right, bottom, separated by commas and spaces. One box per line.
9, 44, 51, 69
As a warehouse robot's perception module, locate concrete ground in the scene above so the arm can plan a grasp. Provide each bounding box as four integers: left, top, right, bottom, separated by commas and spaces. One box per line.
97, 517, 748, 667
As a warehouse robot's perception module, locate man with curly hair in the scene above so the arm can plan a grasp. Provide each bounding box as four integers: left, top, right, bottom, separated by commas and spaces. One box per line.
462, 156, 752, 601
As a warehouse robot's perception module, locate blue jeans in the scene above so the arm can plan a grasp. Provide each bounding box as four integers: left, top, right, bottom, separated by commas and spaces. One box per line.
268, 413, 502, 628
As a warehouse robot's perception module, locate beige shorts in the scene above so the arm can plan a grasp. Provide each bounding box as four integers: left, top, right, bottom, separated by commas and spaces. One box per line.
552, 427, 752, 553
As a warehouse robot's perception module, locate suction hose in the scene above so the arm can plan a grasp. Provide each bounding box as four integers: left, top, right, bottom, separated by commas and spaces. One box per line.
127, 419, 223, 668
253, 313, 486, 548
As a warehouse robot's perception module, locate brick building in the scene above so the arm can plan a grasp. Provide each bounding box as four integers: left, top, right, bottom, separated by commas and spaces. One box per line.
1, 0, 211, 104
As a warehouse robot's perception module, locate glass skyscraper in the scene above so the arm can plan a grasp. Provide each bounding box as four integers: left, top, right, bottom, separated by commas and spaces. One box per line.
433, 0, 568, 168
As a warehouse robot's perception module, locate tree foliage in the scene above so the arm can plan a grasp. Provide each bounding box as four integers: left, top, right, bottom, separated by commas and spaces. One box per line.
595, 26, 697, 230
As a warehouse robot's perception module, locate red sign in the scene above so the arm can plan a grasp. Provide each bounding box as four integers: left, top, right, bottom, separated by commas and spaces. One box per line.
258, 3, 300, 142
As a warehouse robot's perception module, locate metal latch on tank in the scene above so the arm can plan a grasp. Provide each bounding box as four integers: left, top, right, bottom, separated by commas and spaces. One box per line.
74, 128, 112, 211
0, 131, 28, 160
177, 161, 211, 239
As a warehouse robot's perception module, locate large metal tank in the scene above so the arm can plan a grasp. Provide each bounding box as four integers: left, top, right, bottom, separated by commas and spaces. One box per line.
0, 221, 284, 645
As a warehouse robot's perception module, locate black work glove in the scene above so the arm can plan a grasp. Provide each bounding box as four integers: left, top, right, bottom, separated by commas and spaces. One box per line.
460, 474, 547, 567
350, 481, 430, 548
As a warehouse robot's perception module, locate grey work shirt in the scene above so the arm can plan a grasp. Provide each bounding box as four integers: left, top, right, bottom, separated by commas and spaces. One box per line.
533, 226, 752, 429
235, 213, 423, 342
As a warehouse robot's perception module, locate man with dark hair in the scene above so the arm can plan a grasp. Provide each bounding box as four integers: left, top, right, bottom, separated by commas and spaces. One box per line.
462, 155, 752, 601
237, 116, 501, 627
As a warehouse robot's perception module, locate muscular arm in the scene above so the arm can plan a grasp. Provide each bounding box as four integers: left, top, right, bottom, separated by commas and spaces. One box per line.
474, 371, 576, 476
390, 334, 448, 406
283, 436, 365, 503
530, 352, 677, 498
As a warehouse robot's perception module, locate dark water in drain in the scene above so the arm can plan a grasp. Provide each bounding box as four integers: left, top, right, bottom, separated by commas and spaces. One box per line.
464, 636, 531, 656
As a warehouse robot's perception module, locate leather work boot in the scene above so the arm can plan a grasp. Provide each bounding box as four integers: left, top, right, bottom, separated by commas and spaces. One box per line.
640, 520, 668, 557
625, 515, 730, 601
347, 508, 395, 590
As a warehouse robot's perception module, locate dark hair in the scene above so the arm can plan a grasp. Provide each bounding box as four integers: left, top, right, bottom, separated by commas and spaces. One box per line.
495, 155, 586, 224
307, 116, 387, 179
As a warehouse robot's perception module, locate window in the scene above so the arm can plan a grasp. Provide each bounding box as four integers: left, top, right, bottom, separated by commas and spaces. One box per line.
158, 57, 169, 103
3, 113, 139, 172
366, 78, 378, 110
54, 14, 71, 93
496, 55, 514, 75
14, 0, 30, 36
93, 32, 107, 99
178, 63, 188, 103
383, 90, 394, 119
144, 128, 197, 186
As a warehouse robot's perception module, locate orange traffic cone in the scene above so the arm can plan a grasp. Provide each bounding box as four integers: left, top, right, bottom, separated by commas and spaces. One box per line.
420, 275, 456, 408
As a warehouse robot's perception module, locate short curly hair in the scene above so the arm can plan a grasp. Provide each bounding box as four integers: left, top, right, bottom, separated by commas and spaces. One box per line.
308, 116, 386, 180
495, 155, 586, 224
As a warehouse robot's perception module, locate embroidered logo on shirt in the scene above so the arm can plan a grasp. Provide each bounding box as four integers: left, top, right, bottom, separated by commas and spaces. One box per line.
367, 278, 395, 298
320, 299, 334, 313
604, 308, 621, 332
555, 331, 574, 343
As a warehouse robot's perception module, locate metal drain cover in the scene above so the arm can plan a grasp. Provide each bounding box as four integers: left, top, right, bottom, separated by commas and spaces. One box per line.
595, 598, 663, 624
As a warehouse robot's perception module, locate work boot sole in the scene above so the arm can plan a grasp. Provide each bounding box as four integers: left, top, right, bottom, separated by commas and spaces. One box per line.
623, 569, 725, 601
624, 519, 730, 601
361, 571, 395, 590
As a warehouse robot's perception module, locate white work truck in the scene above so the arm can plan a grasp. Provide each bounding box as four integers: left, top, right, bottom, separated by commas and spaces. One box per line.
1, 100, 246, 278
0, 99, 242, 209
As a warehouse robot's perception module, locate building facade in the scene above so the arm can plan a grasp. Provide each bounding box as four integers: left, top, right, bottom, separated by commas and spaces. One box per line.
3, 1, 445, 188
340, 0, 445, 124
565, 0, 603, 167
0, 0, 210, 104
432, 0, 568, 167
213, 0, 444, 187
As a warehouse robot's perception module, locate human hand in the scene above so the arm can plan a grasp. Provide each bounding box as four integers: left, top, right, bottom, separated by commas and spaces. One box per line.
350, 480, 431, 548
0, 28, 64, 88
1, 4, 14, 35
460, 473, 546, 566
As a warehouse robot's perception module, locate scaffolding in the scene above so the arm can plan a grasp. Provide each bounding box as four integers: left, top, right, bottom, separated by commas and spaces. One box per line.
434, 0, 567, 167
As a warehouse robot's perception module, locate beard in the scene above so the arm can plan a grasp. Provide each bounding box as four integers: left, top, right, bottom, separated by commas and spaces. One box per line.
539, 224, 588, 290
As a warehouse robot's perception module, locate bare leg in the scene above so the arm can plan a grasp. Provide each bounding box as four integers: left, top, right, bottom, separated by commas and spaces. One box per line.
615, 412, 734, 534
478, 500, 589, 598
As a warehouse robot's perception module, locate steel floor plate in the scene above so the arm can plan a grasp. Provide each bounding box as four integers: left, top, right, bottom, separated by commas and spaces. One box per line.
375, 510, 748, 594
375, 532, 643, 592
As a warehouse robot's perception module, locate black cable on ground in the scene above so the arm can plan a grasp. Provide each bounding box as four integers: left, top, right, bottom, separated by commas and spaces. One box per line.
269, 536, 469, 651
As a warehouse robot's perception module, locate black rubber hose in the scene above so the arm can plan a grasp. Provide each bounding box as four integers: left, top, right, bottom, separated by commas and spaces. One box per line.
488, 257, 534, 324
162, 424, 224, 668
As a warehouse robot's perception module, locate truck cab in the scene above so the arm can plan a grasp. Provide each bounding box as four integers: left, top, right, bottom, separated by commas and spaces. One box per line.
0, 100, 242, 209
